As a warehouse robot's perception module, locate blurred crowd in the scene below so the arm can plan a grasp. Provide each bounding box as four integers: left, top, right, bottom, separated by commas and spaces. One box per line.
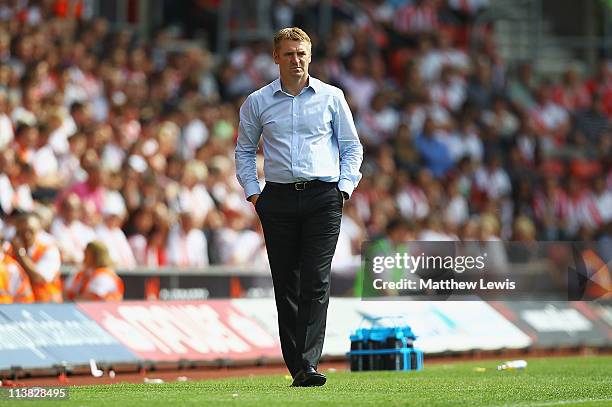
0, 0, 611, 303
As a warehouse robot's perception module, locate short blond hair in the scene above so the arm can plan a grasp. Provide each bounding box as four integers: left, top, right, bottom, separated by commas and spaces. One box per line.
273, 27, 311, 52
85, 241, 114, 268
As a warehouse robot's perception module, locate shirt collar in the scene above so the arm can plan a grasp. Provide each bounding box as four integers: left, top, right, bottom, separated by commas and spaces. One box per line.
271, 78, 282, 94
272, 76, 320, 95
308, 76, 321, 93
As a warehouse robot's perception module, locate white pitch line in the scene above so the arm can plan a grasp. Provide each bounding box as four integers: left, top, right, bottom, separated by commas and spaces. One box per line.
492, 398, 612, 407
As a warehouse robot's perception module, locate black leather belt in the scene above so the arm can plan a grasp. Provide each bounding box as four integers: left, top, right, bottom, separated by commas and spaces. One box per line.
266, 180, 334, 191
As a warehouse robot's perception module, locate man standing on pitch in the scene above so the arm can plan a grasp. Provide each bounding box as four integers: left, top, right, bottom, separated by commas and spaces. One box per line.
235, 27, 363, 387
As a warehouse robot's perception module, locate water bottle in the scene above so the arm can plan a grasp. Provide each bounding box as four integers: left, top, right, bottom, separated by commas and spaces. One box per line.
497, 360, 527, 371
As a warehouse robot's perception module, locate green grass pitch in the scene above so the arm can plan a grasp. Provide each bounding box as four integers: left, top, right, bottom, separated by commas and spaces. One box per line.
3, 356, 611, 406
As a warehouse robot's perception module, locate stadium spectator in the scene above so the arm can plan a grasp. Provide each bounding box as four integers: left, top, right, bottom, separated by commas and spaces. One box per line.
126, 204, 170, 267
473, 155, 512, 202
430, 64, 467, 113
0, 149, 34, 216
173, 159, 215, 229
126, 206, 155, 266
357, 91, 400, 146
339, 54, 377, 113
58, 159, 106, 217
95, 193, 137, 269
51, 193, 96, 264
33, 122, 62, 193
565, 176, 602, 239
466, 59, 497, 111
419, 30, 470, 83
419, 213, 459, 240
395, 171, 430, 221
393, 0, 440, 40
552, 66, 591, 111
444, 177, 469, 227
415, 117, 453, 178
586, 60, 612, 116
64, 240, 124, 301
216, 211, 266, 267
481, 96, 520, 140
575, 93, 610, 143
512, 215, 537, 242
533, 176, 569, 240
477, 213, 509, 273
507, 62, 537, 110
529, 83, 571, 142
166, 209, 209, 267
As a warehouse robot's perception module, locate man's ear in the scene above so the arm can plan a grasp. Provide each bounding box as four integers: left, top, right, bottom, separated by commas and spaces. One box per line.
273, 50, 279, 64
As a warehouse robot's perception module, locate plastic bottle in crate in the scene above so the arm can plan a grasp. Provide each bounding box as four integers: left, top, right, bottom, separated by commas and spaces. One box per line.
366, 339, 378, 370
350, 338, 365, 371
350, 329, 368, 371
385, 335, 403, 370
409, 350, 419, 370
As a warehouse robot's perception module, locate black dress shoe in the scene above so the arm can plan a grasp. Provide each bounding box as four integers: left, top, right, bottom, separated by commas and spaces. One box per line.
291, 366, 326, 387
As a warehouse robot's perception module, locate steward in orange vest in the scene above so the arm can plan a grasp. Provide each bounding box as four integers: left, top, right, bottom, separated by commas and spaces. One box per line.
11, 213, 63, 302
64, 241, 124, 301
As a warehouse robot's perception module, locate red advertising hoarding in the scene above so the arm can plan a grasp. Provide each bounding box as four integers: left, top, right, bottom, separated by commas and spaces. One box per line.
77, 300, 281, 362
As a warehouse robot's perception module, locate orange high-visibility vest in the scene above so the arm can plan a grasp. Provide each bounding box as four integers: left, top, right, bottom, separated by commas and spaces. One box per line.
7, 241, 63, 303
0, 254, 34, 303
0, 261, 11, 303
65, 267, 124, 302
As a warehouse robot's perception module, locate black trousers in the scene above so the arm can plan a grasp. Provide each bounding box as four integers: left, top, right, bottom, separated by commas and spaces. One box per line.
255, 180, 343, 377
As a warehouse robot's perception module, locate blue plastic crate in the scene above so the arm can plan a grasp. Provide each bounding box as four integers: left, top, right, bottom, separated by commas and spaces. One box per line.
347, 315, 424, 372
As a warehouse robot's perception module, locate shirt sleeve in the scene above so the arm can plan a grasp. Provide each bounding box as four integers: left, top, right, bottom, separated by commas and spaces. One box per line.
333, 90, 363, 198
235, 94, 264, 199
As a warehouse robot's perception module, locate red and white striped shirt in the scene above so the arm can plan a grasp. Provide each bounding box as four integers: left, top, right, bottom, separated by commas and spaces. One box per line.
394, 2, 439, 34
566, 191, 602, 235
396, 184, 430, 220
533, 188, 569, 223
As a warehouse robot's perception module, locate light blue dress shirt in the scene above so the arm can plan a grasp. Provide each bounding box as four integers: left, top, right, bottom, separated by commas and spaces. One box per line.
235, 76, 363, 200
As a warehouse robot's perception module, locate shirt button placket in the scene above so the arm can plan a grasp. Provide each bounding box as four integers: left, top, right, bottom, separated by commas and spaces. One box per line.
292, 97, 298, 177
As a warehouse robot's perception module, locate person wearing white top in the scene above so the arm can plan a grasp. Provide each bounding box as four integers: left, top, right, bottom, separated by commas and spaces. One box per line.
444, 179, 469, 225
216, 211, 264, 266
166, 211, 209, 267
174, 160, 215, 229
95, 194, 136, 269
0, 172, 35, 215
474, 158, 512, 200
50, 193, 96, 264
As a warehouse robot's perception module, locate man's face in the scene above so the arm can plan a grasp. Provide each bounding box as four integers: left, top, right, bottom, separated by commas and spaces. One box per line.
17, 216, 40, 248
274, 40, 311, 81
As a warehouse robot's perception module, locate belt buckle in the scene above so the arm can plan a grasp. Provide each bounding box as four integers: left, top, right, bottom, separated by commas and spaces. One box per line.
294, 181, 306, 191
